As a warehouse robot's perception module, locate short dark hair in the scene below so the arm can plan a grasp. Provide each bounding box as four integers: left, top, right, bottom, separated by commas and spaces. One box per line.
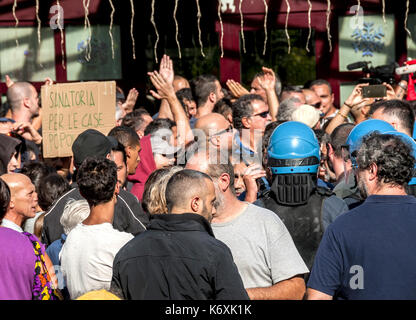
144, 118, 176, 136
21, 161, 55, 192
121, 109, 150, 132
329, 123, 355, 157
108, 126, 140, 148
165, 169, 212, 212
0, 177, 10, 220
76, 157, 118, 207
309, 79, 332, 94
213, 98, 233, 119
37, 173, 71, 211
232, 94, 264, 131
176, 88, 194, 105
357, 133, 415, 186
190, 74, 218, 107
112, 142, 127, 165
369, 99, 415, 135
176, 88, 195, 116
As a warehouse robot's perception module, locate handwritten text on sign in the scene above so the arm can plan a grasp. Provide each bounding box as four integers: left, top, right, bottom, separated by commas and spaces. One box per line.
41, 81, 116, 158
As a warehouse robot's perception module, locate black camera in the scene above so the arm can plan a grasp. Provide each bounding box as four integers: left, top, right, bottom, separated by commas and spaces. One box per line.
346, 61, 398, 85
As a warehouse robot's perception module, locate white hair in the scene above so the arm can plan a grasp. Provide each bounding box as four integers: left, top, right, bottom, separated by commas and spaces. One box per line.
60, 199, 90, 235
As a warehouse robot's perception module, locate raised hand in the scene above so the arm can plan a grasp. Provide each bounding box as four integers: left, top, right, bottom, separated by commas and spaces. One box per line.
148, 71, 175, 100
159, 54, 174, 85
257, 67, 276, 91
122, 88, 139, 113
5, 75, 15, 88
226, 79, 249, 98
242, 163, 267, 202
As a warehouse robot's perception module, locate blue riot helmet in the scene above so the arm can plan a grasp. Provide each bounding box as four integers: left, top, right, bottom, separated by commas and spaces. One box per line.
385, 131, 416, 185
267, 121, 320, 175
345, 119, 395, 168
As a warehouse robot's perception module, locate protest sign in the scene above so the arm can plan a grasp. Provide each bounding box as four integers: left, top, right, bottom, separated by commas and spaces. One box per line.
41, 81, 116, 158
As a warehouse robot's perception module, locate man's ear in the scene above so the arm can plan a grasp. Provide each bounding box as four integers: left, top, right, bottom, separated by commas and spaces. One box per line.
241, 116, 251, 129
125, 146, 132, 158
331, 93, 335, 104
190, 196, 201, 213
368, 162, 378, 181
114, 181, 120, 198
210, 135, 221, 147
218, 173, 230, 193
22, 97, 31, 109
208, 91, 216, 104
8, 197, 15, 210
327, 143, 335, 160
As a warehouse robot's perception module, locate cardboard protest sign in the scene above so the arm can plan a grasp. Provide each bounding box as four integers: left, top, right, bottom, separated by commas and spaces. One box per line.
41, 81, 116, 158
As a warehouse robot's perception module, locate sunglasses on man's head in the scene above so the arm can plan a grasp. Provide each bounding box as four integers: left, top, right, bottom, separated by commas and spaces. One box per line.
211, 125, 233, 136
252, 111, 269, 118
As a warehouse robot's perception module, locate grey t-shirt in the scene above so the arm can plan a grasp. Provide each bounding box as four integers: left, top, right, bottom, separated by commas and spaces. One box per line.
211, 203, 309, 289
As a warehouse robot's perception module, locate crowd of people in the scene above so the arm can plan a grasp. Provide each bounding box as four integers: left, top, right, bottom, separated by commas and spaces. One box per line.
1, 53, 416, 300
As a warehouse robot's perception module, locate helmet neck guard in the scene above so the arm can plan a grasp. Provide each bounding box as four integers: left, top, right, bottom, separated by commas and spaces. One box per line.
270, 173, 317, 206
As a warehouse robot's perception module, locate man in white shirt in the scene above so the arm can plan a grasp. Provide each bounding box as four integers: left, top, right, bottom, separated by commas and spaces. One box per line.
60, 157, 133, 299
0, 173, 38, 233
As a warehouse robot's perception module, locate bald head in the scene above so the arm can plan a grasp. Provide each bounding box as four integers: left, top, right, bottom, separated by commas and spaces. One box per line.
195, 113, 230, 136
173, 76, 190, 92
165, 169, 215, 221
7, 82, 35, 112
1, 173, 31, 195
1, 173, 38, 223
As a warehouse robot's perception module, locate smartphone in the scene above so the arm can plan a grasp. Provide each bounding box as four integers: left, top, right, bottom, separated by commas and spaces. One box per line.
362, 84, 387, 98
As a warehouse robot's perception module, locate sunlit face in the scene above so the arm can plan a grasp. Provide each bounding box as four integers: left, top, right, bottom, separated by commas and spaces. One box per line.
311, 84, 335, 117
126, 144, 141, 175
13, 177, 38, 219
29, 86, 40, 118
113, 150, 127, 188
249, 100, 271, 133
214, 80, 224, 102
233, 162, 247, 197
185, 99, 197, 118
250, 77, 267, 101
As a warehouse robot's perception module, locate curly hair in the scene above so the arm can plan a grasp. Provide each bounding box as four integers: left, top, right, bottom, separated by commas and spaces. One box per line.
76, 157, 117, 207
356, 133, 415, 187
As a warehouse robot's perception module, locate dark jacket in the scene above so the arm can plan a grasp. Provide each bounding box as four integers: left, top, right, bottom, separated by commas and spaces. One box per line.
111, 213, 249, 300
41, 187, 149, 246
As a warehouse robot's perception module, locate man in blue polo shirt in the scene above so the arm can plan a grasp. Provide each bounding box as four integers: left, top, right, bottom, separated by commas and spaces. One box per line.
306, 132, 416, 300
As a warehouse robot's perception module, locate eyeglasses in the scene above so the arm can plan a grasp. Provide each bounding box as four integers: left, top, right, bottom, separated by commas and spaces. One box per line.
211, 125, 234, 136
252, 111, 269, 118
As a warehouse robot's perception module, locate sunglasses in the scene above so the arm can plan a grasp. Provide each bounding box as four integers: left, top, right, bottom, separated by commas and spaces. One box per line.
211, 125, 234, 136
252, 111, 269, 118
312, 102, 321, 109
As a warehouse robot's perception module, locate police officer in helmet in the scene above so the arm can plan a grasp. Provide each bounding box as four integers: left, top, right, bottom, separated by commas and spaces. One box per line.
258, 121, 348, 270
